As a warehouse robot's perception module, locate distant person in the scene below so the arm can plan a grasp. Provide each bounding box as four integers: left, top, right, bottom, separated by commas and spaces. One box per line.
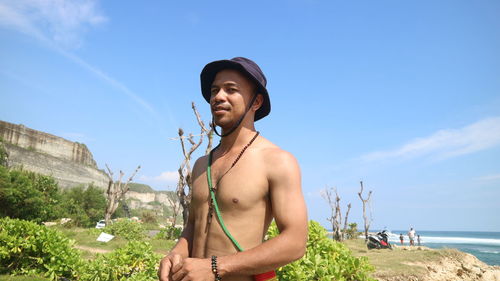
399, 233, 404, 245
417, 234, 421, 246
408, 227, 416, 246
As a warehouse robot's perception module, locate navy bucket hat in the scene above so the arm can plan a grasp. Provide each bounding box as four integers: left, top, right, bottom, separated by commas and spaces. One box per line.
200, 57, 271, 121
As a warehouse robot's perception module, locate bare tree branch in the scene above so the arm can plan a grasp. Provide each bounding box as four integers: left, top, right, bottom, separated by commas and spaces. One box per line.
104, 164, 141, 225
358, 180, 373, 241
322, 187, 343, 241
343, 203, 352, 239
173, 102, 213, 227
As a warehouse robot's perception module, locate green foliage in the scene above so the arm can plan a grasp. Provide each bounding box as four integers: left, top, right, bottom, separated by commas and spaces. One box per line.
0, 140, 8, 167
0, 166, 63, 223
154, 225, 182, 240
112, 201, 128, 219
267, 220, 376, 281
127, 183, 154, 193
0, 275, 50, 280
0, 218, 81, 280
104, 219, 146, 241
79, 241, 161, 281
60, 185, 106, 227
345, 223, 360, 240
141, 211, 157, 224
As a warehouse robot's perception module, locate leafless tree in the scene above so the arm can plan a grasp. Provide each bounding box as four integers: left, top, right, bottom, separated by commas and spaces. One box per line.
358, 180, 373, 241
342, 203, 352, 239
174, 102, 213, 227
322, 187, 344, 241
104, 164, 141, 225
166, 191, 182, 227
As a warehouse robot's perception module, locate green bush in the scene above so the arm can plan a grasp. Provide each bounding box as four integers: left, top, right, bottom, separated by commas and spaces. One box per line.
104, 219, 146, 241
79, 241, 161, 281
60, 185, 106, 227
345, 222, 360, 240
154, 225, 181, 240
0, 218, 81, 280
0, 167, 63, 224
141, 211, 157, 224
0, 140, 7, 167
267, 220, 375, 281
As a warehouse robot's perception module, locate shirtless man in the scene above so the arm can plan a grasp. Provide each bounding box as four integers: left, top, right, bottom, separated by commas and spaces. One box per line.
158, 57, 308, 281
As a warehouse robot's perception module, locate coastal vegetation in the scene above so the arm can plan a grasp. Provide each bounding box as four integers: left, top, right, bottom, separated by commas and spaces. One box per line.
2, 137, 498, 281
0, 154, 374, 280
0, 216, 375, 281
268, 221, 376, 281
0, 164, 106, 227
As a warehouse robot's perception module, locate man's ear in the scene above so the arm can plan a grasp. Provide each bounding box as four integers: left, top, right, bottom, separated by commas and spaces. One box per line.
252, 94, 264, 112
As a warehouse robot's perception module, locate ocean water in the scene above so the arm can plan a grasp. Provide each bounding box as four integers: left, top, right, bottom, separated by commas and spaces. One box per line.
386, 230, 500, 266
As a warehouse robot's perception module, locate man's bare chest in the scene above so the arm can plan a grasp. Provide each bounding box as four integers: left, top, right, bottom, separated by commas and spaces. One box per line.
192, 161, 268, 212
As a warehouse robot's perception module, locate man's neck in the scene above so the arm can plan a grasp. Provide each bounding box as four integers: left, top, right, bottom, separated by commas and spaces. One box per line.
217, 125, 257, 154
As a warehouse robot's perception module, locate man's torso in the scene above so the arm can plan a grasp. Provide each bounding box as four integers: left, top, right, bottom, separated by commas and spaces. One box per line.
190, 142, 276, 280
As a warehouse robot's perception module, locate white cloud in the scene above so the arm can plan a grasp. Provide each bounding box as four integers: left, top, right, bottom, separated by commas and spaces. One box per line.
0, 0, 106, 48
0, 0, 160, 118
476, 173, 500, 182
140, 171, 179, 185
361, 117, 500, 162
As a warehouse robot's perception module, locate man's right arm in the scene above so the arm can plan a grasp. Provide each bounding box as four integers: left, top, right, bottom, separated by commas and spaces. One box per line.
158, 213, 194, 281
159, 156, 207, 280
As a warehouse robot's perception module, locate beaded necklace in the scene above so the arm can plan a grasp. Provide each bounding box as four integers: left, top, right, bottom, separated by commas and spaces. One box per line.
206, 131, 260, 229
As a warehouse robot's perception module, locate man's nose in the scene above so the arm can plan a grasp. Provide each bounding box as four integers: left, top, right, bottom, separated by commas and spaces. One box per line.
211, 89, 227, 103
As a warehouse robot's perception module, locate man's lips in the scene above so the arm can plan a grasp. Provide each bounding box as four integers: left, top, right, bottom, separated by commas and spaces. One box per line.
212, 106, 230, 114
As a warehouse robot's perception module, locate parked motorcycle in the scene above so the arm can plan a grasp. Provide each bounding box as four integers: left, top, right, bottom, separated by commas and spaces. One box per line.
367, 230, 392, 250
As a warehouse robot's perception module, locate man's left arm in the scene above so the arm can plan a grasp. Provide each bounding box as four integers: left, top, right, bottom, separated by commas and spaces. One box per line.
171, 149, 308, 280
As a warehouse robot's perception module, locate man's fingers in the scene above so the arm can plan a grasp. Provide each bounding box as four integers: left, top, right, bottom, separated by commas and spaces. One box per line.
158, 256, 172, 281
171, 254, 183, 273
171, 268, 185, 281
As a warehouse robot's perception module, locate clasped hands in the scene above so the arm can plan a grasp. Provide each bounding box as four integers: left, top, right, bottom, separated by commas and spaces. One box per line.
158, 254, 216, 281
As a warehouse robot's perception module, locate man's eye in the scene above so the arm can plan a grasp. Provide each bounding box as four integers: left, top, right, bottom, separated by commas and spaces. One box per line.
228, 88, 238, 93
211, 89, 219, 95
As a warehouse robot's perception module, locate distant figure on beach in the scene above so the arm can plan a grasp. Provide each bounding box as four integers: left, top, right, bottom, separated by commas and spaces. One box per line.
399, 233, 404, 245
408, 227, 416, 246
417, 234, 421, 246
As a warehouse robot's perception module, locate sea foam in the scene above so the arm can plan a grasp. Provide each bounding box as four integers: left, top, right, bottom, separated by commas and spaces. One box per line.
386, 232, 500, 246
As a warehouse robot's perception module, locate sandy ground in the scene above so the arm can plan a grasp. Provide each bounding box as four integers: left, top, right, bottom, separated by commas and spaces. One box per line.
74, 245, 110, 254
380, 246, 500, 281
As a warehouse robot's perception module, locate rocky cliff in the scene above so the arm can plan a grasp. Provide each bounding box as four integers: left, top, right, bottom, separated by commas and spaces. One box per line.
123, 183, 177, 215
0, 120, 109, 189
0, 120, 178, 215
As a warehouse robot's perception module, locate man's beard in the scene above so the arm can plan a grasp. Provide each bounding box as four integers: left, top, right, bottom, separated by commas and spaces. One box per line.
213, 113, 240, 131
211, 110, 247, 137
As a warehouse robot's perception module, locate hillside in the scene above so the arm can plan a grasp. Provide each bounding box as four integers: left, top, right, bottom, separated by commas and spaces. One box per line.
0, 120, 109, 189
124, 183, 178, 217
0, 120, 178, 217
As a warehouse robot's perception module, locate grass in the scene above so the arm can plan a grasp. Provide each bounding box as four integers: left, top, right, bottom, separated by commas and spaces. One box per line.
1, 225, 177, 280
52, 225, 175, 258
343, 238, 462, 280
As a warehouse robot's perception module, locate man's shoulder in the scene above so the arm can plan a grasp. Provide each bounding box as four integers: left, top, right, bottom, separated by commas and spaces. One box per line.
192, 154, 209, 174
253, 137, 300, 178
255, 137, 296, 163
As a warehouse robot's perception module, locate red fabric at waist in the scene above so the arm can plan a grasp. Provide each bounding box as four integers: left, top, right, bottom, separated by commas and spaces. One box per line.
253, 270, 277, 281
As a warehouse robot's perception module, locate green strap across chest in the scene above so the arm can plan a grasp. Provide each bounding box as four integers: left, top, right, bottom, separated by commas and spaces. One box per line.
207, 150, 244, 252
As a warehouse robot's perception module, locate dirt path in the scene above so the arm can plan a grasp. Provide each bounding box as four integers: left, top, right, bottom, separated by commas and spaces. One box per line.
74, 245, 111, 254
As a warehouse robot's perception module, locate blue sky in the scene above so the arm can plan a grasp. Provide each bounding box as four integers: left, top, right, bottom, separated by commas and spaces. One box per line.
1, 0, 499, 231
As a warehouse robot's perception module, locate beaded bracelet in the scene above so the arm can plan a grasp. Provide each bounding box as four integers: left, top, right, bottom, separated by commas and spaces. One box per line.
211, 255, 222, 281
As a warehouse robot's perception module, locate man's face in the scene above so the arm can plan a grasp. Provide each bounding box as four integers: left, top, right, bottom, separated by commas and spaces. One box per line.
210, 69, 257, 128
